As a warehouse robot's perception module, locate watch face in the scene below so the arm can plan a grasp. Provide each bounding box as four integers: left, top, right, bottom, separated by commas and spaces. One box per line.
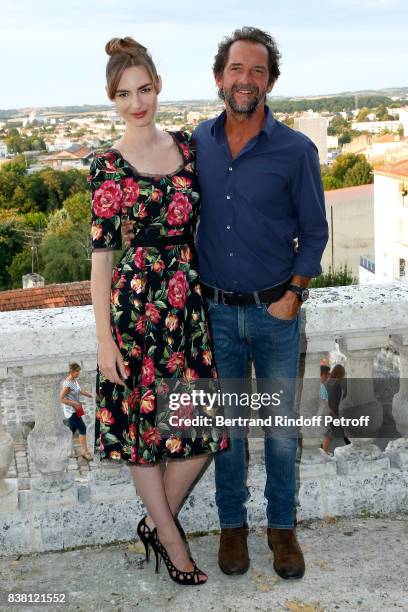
301, 288, 309, 302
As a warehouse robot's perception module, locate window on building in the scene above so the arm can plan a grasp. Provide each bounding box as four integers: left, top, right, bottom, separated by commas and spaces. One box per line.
399, 258, 406, 278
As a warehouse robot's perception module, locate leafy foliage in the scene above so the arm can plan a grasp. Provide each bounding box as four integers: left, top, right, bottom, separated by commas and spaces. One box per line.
322, 153, 373, 190
0, 221, 25, 289
310, 265, 357, 288
3, 128, 47, 153
268, 94, 395, 114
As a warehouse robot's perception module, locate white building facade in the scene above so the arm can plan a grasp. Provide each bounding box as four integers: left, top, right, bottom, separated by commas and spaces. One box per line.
360, 161, 408, 284
294, 114, 328, 164
352, 120, 402, 134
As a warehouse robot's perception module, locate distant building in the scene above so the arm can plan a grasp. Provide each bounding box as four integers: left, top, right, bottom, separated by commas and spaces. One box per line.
0, 140, 8, 157
359, 160, 408, 284
187, 111, 200, 124
44, 144, 93, 170
343, 133, 408, 163
46, 138, 73, 152
323, 184, 374, 277
351, 120, 402, 134
398, 109, 408, 137
294, 114, 327, 164
327, 135, 339, 150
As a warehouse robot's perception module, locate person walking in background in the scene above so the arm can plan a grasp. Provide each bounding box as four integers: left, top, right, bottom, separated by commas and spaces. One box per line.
321, 364, 349, 454
60, 362, 92, 461
318, 361, 331, 416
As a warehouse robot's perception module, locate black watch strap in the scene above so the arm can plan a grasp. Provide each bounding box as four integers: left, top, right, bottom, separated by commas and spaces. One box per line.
288, 284, 309, 303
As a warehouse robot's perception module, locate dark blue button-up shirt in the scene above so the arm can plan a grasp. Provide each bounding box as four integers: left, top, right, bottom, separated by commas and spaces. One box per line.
193, 107, 328, 292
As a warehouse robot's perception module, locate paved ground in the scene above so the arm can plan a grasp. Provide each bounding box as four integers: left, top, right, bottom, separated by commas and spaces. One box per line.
1, 514, 407, 612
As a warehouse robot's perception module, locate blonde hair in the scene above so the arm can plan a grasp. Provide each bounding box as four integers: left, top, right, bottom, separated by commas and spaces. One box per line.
105, 37, 159, 99
69, 362, 81, 373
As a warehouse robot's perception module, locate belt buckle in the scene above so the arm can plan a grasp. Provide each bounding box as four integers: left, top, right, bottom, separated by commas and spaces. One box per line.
220, 290, 234, 305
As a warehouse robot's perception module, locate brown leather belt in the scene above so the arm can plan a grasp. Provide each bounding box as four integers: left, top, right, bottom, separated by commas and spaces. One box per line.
200, 280, 291, 306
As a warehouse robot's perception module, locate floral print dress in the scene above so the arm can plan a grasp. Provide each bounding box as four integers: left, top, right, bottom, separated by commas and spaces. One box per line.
89, 131, 228, 464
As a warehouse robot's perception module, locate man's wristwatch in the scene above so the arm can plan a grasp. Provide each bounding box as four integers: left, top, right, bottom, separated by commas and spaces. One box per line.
288, 284, 309, 303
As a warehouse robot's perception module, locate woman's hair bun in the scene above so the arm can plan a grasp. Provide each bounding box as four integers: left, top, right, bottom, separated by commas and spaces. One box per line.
105, 37, 147, 56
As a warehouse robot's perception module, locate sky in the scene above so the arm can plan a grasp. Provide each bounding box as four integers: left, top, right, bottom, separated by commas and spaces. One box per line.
1, 0, 408, 109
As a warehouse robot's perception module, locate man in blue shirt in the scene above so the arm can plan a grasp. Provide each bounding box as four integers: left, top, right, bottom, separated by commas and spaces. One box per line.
193, 27, 328, 580
122, 26, 328, 581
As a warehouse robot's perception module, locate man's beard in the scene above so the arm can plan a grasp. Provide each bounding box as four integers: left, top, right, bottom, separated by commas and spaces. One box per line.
218, 83, 266, 117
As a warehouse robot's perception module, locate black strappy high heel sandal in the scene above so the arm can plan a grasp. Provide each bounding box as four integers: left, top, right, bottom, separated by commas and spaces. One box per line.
150, 530, 208, 586
136, 516, 155, 562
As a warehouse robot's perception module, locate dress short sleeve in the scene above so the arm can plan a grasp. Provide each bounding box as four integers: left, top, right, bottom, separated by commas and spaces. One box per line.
89, 153, 123, 251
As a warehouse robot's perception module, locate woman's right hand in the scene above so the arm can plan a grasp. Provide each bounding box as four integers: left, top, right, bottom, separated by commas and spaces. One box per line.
97, 337, 128, 386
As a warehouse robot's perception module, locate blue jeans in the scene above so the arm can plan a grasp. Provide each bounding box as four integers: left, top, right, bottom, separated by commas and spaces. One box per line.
207, 299, 300, 529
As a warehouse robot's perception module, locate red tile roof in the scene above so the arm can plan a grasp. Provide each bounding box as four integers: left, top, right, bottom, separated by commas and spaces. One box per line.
375, 160, 408, 179
0, 281, 92, 312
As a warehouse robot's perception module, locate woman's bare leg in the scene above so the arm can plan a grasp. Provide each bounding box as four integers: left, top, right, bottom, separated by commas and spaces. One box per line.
144, 455, 209, 529
129, 463, 207, 579
321, 435, 331, 453
78, 434, 90, 456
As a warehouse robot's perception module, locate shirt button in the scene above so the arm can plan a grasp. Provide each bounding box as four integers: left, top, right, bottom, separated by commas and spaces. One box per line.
228, 167, 233, 172
226, 225, 231, 230
226, 195, 231, 200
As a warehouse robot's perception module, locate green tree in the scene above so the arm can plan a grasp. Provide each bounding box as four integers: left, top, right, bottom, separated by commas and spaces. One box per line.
320, 153, 373, 190
338, 129, 352, 145
4, 128, 23, 153
328, 115, 349, 135
0, 156, 27, 208
40, 231, 91, 283
7, 247, 44, 289
0, 221, 25, 289
63, 191, 91, 225
24, 211, 48, 231
322, 175, 342, 190
376, 104, 392, 121
356, 107, 370, 122
44, 208, 71, 236
343, 160, 373, 187
331, 153, 370, 184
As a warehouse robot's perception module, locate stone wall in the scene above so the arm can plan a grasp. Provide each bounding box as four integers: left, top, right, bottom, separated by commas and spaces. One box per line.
1, 284, 408, 555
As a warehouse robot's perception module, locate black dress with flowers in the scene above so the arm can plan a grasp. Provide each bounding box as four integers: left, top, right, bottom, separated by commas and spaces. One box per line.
89, 131, 228, 464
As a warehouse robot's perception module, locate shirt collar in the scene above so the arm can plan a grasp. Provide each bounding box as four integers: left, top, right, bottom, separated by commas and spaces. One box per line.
211, 105, 275, 142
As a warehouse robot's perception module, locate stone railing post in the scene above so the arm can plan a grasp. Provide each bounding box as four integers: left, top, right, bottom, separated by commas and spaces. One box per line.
80, 367, 96, 458
334, 340, 389, 475
0, 392, 18, 511
27, 374, 77, 505
386, 334, 408, 468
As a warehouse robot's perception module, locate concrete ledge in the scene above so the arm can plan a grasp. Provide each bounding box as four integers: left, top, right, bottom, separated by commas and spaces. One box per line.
2, 461, 408, 556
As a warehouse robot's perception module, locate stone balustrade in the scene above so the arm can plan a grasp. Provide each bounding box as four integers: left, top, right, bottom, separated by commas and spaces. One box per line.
1, 283, 408, 555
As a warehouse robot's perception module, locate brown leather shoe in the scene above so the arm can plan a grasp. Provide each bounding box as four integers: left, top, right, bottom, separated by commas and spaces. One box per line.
267, 528, 305, 580
218, 523, 250, 575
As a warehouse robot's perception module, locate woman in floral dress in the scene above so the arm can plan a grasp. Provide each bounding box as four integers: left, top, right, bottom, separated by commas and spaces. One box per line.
90, 37, 227, 585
